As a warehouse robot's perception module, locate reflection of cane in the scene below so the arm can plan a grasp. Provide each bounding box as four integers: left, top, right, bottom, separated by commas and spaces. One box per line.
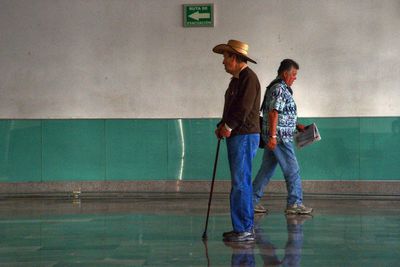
202, 239, 211, 267
202, 139, 221, 240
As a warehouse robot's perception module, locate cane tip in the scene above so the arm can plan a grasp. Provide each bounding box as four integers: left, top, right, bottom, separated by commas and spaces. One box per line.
202, 233, 208, 240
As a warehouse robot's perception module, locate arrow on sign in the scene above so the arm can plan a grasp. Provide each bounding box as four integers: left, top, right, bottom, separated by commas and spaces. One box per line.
189, 11, 211, 21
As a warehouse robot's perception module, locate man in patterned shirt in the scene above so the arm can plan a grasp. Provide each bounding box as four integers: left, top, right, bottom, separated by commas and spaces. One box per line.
252, 59, 313, 215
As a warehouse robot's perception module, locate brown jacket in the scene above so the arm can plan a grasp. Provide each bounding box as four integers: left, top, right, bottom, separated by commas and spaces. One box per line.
219, 67, 261, 136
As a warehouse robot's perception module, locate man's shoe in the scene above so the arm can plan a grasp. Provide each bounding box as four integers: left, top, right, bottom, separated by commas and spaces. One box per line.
285, 203, 313, 215
222, 230, 236, 238
223, 231, 255, 242
223, 229, 255, 238
254, 204, 268, 213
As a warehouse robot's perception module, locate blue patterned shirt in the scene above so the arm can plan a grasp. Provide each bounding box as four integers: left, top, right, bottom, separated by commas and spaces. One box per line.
261, 79, 297, 143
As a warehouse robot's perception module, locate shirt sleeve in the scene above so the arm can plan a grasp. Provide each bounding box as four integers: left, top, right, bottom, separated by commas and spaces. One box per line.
268, 84, 285, 112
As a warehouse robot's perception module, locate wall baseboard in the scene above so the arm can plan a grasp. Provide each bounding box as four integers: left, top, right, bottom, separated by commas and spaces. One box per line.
0, 180, 399, 197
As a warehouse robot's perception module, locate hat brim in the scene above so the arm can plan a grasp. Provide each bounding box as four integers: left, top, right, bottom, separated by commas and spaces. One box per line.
212, 44, 257, 64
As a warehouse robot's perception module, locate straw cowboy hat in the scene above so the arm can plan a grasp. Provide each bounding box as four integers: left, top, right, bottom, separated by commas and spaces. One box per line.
212, 39, 257, 64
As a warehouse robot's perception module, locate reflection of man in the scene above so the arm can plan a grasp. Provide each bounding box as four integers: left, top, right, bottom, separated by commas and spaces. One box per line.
281, 215, 311, 267
255, 214, 310, 267
213, 40, 261, 242
254, 215, 281, 266
224, 214, 310, 266
253, 59, 313, 215
224, 241, 256, 267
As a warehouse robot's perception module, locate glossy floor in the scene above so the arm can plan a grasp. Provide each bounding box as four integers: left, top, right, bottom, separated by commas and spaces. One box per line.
0, 194, 399, 266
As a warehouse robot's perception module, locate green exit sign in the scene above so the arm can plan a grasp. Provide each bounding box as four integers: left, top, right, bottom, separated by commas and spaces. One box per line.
183, 4, 214, 27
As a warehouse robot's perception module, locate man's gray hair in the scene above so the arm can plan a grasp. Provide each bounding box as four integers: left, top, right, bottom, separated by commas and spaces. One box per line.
277, 59, 299, 75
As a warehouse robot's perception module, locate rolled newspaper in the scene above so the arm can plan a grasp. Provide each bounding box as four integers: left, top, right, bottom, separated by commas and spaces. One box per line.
294, 123, 321, 148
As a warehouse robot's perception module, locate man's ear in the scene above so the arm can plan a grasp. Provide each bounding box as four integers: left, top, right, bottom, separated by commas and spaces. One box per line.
230, 53, 237, 63
282, 70, 289, 80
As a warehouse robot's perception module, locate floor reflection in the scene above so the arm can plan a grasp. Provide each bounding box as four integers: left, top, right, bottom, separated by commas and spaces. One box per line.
1, 197, 399, 266
224, 214, 312, 267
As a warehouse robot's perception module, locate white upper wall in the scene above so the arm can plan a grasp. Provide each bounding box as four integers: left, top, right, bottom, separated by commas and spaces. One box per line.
0, 0, 399, 118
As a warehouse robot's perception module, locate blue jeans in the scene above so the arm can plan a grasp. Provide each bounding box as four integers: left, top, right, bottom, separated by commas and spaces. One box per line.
253, 141, 303, 206
226, 134, 259, 233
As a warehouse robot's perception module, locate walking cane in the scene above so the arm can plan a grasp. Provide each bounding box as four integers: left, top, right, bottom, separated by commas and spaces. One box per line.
202, 138, 221, 240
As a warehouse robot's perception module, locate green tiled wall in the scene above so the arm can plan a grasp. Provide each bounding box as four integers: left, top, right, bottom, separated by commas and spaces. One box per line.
0, 118, 399, 182
106, 120, 169, 180
0, 120, 42, 182
43, 120, 106, 181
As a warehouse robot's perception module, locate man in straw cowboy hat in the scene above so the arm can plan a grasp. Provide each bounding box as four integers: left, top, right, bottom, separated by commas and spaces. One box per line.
213, 40, 261, 242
